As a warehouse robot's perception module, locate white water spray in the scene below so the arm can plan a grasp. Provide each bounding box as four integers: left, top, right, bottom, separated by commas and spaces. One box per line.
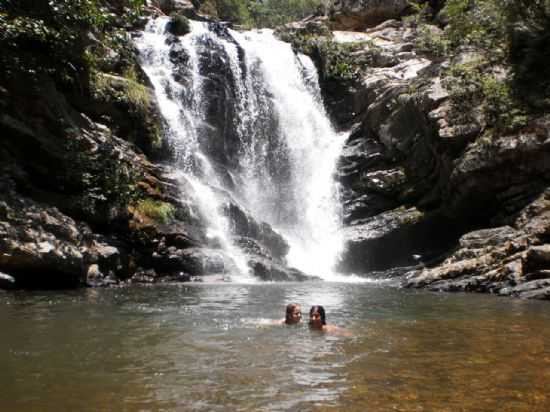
229, 29, 347, 279
136, 18, 255, 282
136, 19, 354, 281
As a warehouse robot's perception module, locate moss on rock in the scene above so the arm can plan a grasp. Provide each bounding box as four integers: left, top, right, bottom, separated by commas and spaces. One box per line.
167, 13, 191, 36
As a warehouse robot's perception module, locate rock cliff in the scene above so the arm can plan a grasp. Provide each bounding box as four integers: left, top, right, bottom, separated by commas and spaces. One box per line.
278, 1, 550, 299
3, 0, 550, 297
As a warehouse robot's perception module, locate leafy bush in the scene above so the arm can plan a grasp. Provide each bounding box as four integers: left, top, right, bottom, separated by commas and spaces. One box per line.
404, 0, 550, 126
215, 0, 253, 26
135, 199, 176, 224
249, 0, 325, 28
442, 60, 527, 131
196, 0, 325, 27
505, 0, 550, 107
0, 0, 146, 85
318, 40, 374, 82
444, 0, 506, 54
414, 24, 450, 57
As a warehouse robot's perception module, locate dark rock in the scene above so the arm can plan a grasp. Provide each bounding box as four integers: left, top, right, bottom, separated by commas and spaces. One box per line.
167, 14, 191, 36
224, 202, 289, 261
518, 285, 550, 300
338, 208, 464, 273
329, 0, 409, 30
0, 188, 89, 288
0, 272, 16, 289
458, 226, 518, 249
403, 191, 550, 298
247, 257, 315, 281
148, 246, 241, 277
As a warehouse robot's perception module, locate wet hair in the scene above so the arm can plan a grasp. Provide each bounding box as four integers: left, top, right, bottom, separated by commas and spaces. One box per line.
285, 303, 301, 323
309, 305, 326, 325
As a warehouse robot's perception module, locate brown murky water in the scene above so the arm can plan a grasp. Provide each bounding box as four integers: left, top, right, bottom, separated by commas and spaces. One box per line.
1, 282, 550, 411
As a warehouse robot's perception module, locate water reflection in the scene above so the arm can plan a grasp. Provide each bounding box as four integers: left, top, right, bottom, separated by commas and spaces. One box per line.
2, 284, 550, 411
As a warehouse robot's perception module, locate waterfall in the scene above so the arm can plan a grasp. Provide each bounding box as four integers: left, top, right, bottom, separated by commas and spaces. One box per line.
228, 29, 347, 278
135, 18, 348, 281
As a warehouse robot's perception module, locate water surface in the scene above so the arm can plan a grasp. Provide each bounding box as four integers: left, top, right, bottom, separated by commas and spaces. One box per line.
2, 282, 550, 411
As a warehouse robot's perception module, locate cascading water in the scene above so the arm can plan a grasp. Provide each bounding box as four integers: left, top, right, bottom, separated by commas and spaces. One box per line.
228, 29, 347, 278
136, 17, 349, 281
136, 18, 254, 282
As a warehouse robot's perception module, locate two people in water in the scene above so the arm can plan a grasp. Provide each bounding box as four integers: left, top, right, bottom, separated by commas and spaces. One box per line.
283, 303, 351, 336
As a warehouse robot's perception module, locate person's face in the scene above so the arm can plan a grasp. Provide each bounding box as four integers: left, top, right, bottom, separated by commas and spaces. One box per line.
288, 306, 302, 324
309, 310, 322, 328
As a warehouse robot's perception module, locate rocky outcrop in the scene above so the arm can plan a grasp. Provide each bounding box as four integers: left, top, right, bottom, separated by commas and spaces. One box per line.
404, 190, 550, 299
247, 256, 314, 281
283, 12, 550, 298
329, 0, 409, 30
333, 21, 550, 296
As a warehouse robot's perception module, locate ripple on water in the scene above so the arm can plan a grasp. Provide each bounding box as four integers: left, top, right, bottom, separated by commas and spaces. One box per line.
2, 283, 550, 411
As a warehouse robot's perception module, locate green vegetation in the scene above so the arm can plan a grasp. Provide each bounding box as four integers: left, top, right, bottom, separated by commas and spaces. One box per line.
278, 23, 381, 84
443, 0, 507, 55
135, 199, 176, 224
0, 0, 146, 86
196, 0, 326, 28
63, 125, 142, 222
407, 0, 550, 132
93, 69, 150, 112
248, 0, 326, 28
318, 40, 377, 82
414, 24, 449, 57
441, 60, 527, 130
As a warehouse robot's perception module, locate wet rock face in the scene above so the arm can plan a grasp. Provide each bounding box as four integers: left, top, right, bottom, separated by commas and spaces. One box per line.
247, 257, 315, 281
298, 17, 550, 297
224, 203, 289, 262
0, 21, 210, 288
167, 23, 247, 170
329, 0, 409, 30
0, 14, 305, 288
337, 208, 466, 272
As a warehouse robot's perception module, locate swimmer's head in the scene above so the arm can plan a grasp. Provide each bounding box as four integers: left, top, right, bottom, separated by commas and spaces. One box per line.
309, 305, 326, 327
285, 303, 302, 325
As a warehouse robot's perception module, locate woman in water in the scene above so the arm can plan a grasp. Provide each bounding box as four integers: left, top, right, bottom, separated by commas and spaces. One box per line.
308, 305, 352, 336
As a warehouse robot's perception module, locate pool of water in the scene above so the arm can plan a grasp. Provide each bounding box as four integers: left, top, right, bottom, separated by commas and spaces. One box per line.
2, 282, 550, 411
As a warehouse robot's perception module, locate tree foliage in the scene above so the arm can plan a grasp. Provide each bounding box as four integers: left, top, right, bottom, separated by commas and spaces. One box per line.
249, 0, 325, 28
197, 0, 326, 27
407, 0, 550, 128
0, 0, 146, 86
